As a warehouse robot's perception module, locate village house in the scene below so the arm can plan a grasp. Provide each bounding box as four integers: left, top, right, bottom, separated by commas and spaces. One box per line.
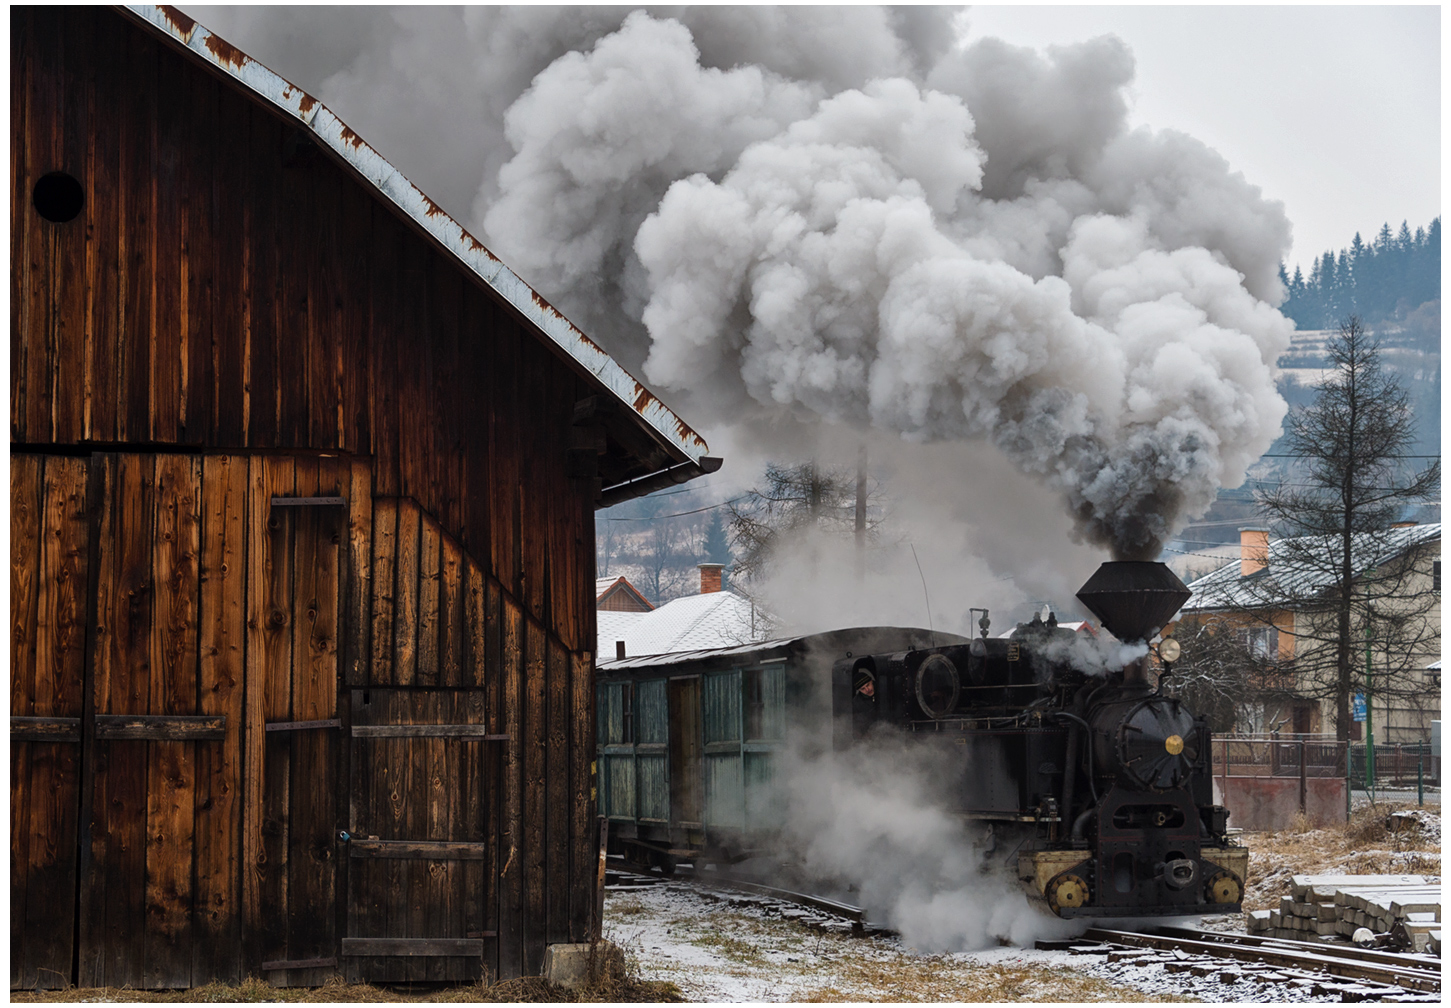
1176, 524, 1440, 742
595, 574, 654, 614
10, 5, 715, 991
598, 564, 772, 660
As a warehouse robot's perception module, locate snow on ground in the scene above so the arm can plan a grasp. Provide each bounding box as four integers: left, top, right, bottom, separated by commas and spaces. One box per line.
604, 882, 1345, 1002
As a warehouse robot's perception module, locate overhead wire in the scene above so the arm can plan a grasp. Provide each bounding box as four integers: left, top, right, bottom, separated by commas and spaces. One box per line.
599, 494, 751, 520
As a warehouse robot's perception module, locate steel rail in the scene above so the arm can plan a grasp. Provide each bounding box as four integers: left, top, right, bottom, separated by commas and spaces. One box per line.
1083, 928, 1440, 993
1153, 925, 1442, 972
604, 855, 872, 928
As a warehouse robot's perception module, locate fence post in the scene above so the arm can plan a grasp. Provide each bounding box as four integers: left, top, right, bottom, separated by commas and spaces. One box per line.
1417, 745, 1424, 807
1219, 737, 1229, 800
1299, 739, 1307, 816
1345, 741, 1352, 820
594, 816, 609, 942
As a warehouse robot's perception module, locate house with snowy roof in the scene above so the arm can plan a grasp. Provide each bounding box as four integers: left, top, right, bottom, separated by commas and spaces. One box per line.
1176, 523, 1440, 742
598, 564, 772, 660
596, 574, 654, 613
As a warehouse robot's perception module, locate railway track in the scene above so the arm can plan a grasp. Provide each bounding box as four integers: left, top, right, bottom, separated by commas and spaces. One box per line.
1044, 926, 1441, 1001
604, 856, 879, 932
607, 857, 1440, 999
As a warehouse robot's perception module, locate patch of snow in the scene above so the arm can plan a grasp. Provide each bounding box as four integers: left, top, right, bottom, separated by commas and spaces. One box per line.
605, 880, 1353, 1002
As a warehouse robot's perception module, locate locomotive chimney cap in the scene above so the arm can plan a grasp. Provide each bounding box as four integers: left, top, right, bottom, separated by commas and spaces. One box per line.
1076, 561, 1191, 644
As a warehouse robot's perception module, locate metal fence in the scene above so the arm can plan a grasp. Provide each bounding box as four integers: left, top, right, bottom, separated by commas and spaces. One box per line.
1210, 734, 1350, 826
1348, 741, 1439, 793
1211, 735, 1347, 778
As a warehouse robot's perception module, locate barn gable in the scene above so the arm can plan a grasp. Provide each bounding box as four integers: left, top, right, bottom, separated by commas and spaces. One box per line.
10, 4, 713, 991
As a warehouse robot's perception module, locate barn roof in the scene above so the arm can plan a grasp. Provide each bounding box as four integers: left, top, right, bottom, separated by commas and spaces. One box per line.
125, 4, 714, 493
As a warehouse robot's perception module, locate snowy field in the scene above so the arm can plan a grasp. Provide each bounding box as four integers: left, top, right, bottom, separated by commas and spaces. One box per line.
604, 882, 1348, 1003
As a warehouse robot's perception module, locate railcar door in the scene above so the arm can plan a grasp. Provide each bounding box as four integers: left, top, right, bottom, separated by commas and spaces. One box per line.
667, 677, 702, 827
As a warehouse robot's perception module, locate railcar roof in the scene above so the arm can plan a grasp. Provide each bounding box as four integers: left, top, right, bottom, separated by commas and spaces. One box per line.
596, 625, 965, 673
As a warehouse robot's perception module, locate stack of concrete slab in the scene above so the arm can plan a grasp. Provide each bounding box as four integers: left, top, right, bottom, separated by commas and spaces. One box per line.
1245, 875, 1441, 953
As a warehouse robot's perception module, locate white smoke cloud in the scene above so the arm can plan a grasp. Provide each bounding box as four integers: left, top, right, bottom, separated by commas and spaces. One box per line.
624, 28, 1292, 558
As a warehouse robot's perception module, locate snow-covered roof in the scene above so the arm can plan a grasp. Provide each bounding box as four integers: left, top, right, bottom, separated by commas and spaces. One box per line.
1183, 523, 1441, 613
596, 591, 771, 659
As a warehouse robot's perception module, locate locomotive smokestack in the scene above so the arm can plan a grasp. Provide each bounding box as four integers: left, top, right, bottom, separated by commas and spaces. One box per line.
1075, 561, 1191, 644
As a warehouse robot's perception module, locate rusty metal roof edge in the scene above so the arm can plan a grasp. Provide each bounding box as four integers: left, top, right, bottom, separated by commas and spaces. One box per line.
126, 5, 709, 463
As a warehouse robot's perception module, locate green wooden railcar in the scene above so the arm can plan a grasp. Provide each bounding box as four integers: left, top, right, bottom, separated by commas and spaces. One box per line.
595, 627, 963, 868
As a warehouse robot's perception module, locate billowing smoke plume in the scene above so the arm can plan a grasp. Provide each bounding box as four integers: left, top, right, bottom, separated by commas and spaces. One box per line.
192, 5, 1292, 558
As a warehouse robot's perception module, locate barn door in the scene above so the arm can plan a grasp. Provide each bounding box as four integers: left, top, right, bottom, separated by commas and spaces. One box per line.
342, 688, 503, 983
246, 457, 351, 986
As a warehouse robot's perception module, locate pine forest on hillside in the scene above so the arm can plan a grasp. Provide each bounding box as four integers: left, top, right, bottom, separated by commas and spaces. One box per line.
1279, 218, 1440, 334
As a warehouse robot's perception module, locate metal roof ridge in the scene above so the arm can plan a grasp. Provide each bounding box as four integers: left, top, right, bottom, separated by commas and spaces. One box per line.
126, 4, 709, 465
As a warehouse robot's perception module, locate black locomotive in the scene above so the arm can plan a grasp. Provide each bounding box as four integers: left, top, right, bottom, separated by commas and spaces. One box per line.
835, 560, 1245, 918
595, 560, 1246, 920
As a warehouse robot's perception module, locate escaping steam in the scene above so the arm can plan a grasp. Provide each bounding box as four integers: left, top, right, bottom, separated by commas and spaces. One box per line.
778, 729, 1081, 950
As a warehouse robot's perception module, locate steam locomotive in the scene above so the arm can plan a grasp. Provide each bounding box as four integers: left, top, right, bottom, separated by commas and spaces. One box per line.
836, 560, 1245, 918
595, 560, 1246, 921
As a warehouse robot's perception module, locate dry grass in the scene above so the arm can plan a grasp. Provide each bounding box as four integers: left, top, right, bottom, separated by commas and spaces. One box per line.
1242, 800, 1441, 911
11, 977, 682, 1004
794, 959, 1194, 1003
11, 955, 683, 1004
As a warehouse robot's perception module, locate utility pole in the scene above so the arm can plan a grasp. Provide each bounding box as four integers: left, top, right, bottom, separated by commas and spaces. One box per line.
1365, 619, 1375, 796
854, 445, 867, 582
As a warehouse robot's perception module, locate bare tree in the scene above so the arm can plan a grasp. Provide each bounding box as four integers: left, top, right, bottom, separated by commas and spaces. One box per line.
728, 461, 878, 583
1248, 317, 1440, 741
637, 516, 693, 604
1162, 617, 1299, 734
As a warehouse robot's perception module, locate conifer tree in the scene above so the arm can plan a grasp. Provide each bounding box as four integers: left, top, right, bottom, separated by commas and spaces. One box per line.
1251, 318, 1440, 740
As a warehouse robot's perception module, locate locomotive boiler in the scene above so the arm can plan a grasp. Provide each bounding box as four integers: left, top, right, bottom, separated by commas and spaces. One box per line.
835, 560, 1246, 918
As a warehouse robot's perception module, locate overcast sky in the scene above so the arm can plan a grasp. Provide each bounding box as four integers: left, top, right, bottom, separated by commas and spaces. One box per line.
189, 4, 1440, 276
962, 5, 1440, 272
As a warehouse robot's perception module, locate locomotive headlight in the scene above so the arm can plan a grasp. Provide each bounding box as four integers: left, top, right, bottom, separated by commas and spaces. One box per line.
1158, 637, 1181, 663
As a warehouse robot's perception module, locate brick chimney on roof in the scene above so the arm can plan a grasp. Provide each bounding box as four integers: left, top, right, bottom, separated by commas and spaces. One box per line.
1240, 527, 1269, 578
698, 563, 724, 594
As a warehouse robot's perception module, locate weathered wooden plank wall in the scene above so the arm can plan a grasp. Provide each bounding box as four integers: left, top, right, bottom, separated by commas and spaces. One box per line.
10, 455, 89, 990
10, 5, 600, 657
14, 449, 603, 986
12, 1, 606, 988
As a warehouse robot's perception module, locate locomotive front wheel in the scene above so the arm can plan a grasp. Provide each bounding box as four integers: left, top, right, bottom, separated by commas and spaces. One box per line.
654, 851, 679, 877
1205, 870, 1242, 905
1047, 873, 1089, 912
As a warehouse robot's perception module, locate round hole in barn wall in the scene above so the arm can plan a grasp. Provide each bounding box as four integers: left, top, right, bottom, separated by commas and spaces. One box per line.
33, 171, 85, 223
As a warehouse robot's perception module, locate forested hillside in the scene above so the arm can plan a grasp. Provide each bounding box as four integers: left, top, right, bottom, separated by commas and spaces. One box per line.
1279, 218, 1440, 332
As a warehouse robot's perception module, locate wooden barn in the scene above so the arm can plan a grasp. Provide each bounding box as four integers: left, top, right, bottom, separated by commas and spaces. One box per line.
10, 5, 717, 991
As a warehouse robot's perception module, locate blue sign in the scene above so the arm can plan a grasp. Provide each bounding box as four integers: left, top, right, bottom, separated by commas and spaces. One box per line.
1352, 694, 1367, 723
